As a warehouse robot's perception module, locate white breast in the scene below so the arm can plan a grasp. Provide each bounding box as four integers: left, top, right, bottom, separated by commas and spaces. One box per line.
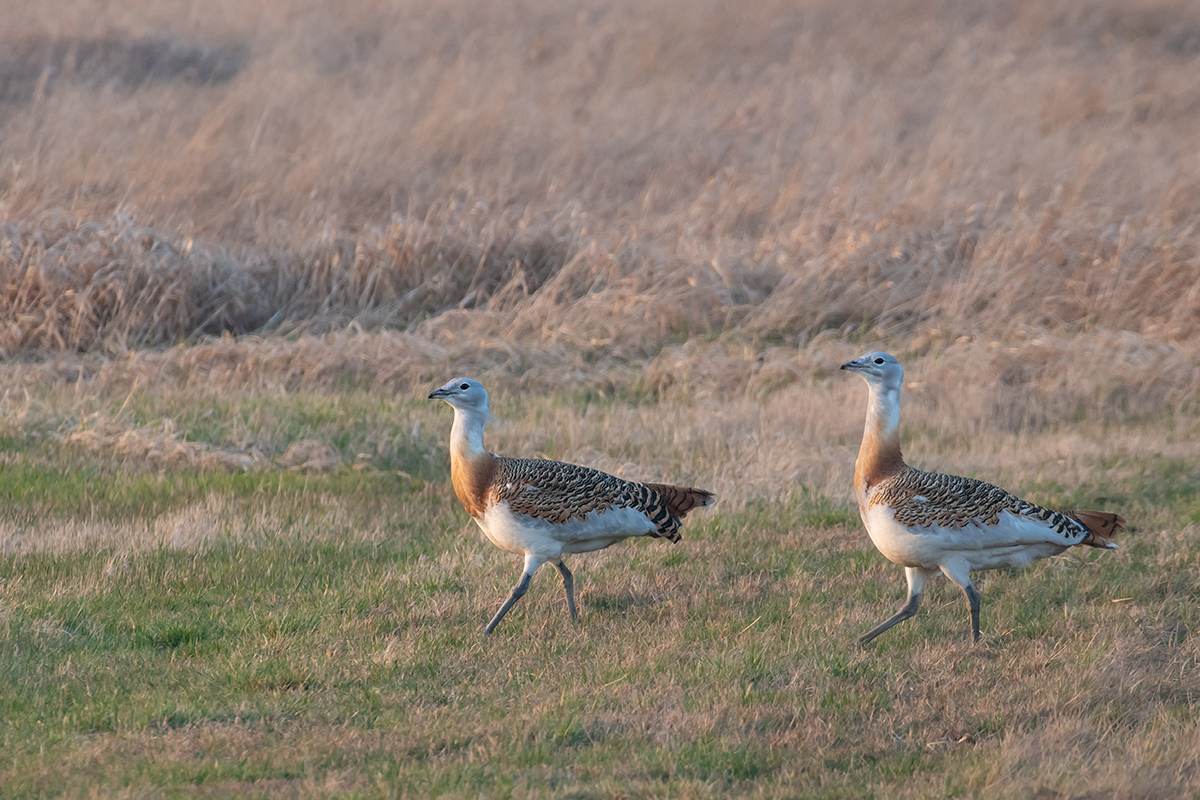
861, 502, 1074, 571
475, 502, 658, 558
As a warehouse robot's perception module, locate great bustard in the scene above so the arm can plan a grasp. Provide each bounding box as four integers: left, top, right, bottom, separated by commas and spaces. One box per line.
429, 377, 715, 634
841, 352, 1123, 644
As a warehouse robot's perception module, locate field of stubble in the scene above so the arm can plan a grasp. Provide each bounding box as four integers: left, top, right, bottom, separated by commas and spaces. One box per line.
2, 1, 1200, 797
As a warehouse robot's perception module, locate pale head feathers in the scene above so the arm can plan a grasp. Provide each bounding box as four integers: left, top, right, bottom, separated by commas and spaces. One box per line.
428, 377, 489, 414
840, 351, 903, 393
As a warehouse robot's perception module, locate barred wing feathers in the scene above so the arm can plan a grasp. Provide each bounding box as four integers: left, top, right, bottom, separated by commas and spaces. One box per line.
492, 457, 713, 543
872, 467, 1122, 549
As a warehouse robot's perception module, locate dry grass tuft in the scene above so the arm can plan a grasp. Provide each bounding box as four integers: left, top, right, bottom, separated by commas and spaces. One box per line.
55, 411, 272, 471
278, 438, 341, 472
0, 211, 586, 352
1, 0, 1199, 363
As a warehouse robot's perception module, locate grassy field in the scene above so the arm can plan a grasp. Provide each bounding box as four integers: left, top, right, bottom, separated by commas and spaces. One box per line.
3, 0, 1200, 796
1, 358, 1199, 798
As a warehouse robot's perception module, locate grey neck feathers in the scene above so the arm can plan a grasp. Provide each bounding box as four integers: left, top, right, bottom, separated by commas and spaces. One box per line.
865, 383, 901, 444
450, 406, 488, 460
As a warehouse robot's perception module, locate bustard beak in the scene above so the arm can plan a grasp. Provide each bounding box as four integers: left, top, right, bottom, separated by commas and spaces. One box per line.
840, 359, 863, 372
428, 387, 451, 399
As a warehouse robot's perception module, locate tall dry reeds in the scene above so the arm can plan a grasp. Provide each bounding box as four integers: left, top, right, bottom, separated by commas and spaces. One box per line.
1, 0, 1199, 364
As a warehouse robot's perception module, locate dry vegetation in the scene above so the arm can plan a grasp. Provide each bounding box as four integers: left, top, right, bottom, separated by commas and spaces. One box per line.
3, 0, 1200, 797
3, 0, 1200, 365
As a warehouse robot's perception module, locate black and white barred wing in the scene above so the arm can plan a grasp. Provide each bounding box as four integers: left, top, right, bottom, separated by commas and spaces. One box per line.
491, 457, 689, 541
873, 468, 1090, 547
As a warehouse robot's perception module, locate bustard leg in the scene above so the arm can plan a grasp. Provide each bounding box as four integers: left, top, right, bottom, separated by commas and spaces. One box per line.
940, 560, 981, 643
485, 553, 547, 635
963, 585, 982, 643
860, 566, 936, 645
553, 559, 578, 621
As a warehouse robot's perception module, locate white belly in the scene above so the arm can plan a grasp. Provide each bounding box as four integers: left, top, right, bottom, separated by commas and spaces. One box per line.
860, 503, 1071, 571
475, 502, 657, 558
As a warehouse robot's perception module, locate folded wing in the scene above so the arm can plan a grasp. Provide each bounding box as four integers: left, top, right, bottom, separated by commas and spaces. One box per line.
493, 458, 713, 543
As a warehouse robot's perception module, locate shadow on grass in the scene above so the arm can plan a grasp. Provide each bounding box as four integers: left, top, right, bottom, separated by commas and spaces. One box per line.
585, 592, 665, 613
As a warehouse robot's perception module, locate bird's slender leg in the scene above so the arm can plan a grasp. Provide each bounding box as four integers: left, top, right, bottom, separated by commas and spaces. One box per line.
963, 584, 982, 643
553, 558, 578, 621
860, 566, 936, 645
940, 559, 981, 643
485, 553, 546, 635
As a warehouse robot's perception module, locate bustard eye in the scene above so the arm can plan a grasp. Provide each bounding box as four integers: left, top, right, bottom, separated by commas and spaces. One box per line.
873, 357, 885, 365
460, 383, 470, 390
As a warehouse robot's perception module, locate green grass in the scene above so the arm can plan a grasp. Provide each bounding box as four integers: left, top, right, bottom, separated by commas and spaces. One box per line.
107, 388, 447, 476
0, 461, 422, 520
1, 527, 957, 797
3, 406, 1200, 798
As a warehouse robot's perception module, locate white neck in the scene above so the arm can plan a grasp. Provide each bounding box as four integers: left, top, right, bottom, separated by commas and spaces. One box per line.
450, 405, 488, 461
864, 382, 901, 443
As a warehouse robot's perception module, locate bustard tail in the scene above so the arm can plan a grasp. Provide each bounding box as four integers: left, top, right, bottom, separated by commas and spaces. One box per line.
645, 484, 715, 520
1069, 510, 1124, 550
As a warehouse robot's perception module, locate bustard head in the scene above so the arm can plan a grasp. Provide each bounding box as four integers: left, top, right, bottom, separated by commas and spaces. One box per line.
428, 377, 490, 414
840, 351, 903, 392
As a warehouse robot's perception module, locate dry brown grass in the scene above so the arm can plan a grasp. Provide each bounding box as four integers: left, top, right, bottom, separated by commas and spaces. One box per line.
4, 327, 1200, 513
2, 0, 1200, 366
